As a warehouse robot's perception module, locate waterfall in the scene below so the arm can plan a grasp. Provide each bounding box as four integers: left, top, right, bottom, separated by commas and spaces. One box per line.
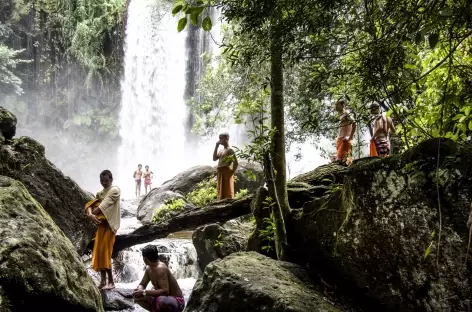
117, 0, 249, 199
117, 0, 187, 197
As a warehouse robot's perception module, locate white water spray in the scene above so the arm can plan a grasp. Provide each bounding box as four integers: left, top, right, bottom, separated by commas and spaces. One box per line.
117, 0, 187, 197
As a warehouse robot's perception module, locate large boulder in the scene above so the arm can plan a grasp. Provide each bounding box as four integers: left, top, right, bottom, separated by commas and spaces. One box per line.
288, 138, 472, 311
185, 252, 341, 312
0, 106, 17, 140
0, 134, 95, 254
233, 161, 265, 194
137, 190, 196, 224
192, 218, 254, 271
100, 289, 134, 311
0, 176, 103, 311
138, 163, 264, 224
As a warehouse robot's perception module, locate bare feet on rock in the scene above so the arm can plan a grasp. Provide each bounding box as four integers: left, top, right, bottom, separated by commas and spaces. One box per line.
101, 283, 115, 290
98, 282, 106, 290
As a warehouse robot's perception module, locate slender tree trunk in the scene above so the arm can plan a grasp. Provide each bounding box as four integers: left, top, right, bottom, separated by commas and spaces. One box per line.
263, 151, 288, 261
270, 29, 290, 218
268, 17, 289, 261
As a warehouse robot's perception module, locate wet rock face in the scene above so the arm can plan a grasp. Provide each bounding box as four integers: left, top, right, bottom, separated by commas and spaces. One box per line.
0, 176, 103, 312
101, 289, 134, 311
0, 106, 17, 140
0, 108, 95, 255
288, 139, 472, 311
192, 218, 254, 271
185, 252, 341, 312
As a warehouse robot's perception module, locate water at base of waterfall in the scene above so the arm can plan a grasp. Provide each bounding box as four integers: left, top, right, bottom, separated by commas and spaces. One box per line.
85, 199, 201, 311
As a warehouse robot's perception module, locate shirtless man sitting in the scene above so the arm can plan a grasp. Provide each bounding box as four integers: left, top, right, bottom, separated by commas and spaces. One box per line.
332, 99, 356, 162
369, 101, 396, 158
133, 245, 185, 312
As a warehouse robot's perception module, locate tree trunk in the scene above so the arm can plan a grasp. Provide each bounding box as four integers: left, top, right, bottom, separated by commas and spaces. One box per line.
270, 29, 290, 218
263, 151, 288, 261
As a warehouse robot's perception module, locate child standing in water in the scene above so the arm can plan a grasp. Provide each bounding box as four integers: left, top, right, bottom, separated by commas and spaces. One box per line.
143, 165, 153, 195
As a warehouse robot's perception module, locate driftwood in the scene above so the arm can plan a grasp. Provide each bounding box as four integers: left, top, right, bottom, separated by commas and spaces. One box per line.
112, 196, 253, 256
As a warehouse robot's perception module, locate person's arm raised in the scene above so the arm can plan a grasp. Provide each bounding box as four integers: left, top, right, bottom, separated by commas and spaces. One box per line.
213, 142, 220, 161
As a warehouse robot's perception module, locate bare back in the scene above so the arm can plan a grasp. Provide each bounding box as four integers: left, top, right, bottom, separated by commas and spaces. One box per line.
147, 262, 182, 297
373, 115, 393, 139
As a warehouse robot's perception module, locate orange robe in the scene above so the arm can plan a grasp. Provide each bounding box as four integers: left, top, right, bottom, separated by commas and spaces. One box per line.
369, 138, 378, 157
217, 166, 234, 200
336, 137, 352, 161
84, 199, 116, 271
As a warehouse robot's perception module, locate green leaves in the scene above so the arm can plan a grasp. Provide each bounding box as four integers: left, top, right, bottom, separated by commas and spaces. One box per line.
424, 231, 435, 259
172, 3, 183, 16
415, 32, 424, 45
177, 17, 187, 32
202, 16, 212, 31
439, 7, 453, 17
428, 33, 439, 49
190, 13, 199, 26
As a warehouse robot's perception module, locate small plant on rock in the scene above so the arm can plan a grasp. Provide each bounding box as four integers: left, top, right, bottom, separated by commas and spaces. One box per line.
186, 176, 249, 207
152, 198, 186, 223
186, 177, 218, 207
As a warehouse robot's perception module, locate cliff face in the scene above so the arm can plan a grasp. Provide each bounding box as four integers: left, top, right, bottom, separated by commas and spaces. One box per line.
287, 139, 472, 311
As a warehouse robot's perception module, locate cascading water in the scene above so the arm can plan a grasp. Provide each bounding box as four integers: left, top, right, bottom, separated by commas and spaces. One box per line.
86, 199, 201, 311
117, 0, 245, 199
117, 0, 188, 197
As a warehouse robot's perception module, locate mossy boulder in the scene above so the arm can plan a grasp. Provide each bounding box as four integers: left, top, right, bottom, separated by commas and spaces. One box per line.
0, 176, 103, 311
138, 163, 264, 223
0, 106, 17, 140
290, 162, 347, 186
185, 252, 341, 312
288, 138, 472, 311
137, 190, 196, 224
192, 219, 254, 271
0, 132, 94, 254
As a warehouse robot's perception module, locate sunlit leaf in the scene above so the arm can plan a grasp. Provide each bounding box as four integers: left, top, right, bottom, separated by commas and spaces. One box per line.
177, 17, 187, 32
202, 16, 212, 31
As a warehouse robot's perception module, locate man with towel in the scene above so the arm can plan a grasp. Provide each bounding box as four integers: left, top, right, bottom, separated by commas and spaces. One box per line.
369, 101, 396, 158
212, 132, 238, 200
84, 170, 121, 290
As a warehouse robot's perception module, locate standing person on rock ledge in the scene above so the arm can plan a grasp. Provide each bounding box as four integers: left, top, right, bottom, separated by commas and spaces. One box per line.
84, 170, 121, 290
213, 132, 238, 200
369, 101, 396, 158
332, 98, 356, 164
133, 245, 185, 312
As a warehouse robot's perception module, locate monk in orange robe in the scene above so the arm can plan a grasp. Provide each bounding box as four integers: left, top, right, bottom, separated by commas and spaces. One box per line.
333, 99, 356, 163
212, 132, 238, 200
85, 170, 121, 290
